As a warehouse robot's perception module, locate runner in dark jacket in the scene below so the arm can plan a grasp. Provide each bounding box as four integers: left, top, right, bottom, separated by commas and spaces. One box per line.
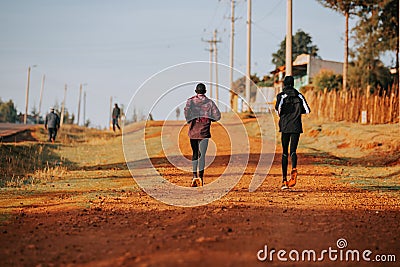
275, 76, 310, 190
184, 83, 221, 187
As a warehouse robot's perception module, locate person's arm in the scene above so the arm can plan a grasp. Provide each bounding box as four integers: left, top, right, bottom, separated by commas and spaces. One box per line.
275, 93, 289, 116
298, 93, 311, 114
210, 101, 221, 122
56, 115, 60, 129
275, 94, 282, 115
44, 115, 48, 129
184, 99, 192, 122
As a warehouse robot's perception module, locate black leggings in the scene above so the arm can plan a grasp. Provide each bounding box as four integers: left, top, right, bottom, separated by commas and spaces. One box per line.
190, 139, 209, 173
281, 133, 300, 179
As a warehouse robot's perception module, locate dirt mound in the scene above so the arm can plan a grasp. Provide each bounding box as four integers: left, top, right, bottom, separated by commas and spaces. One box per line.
303, 120, 400, 166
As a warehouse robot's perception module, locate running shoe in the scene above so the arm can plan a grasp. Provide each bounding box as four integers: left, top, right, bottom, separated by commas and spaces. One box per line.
191, 178, 203, 187
288, 168, 297, 187
281, 181, 289, 190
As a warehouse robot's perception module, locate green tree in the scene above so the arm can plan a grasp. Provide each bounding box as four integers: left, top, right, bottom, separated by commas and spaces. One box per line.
272, 29, 319, 68
317, 0, 360, 90
0, 99, 18, 123
348, 57, 392, 92
351, 0, 398, 90
313, 70, 343, 92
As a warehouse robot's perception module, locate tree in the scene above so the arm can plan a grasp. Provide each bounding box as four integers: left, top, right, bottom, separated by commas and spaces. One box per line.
0, 99, 17, 123
355, 1, 398, 67
30, 104, 40, 123
350, 0, 398, 90
317, 0, 360, 91
313, 70, 343, 92
272, 29, 319, 68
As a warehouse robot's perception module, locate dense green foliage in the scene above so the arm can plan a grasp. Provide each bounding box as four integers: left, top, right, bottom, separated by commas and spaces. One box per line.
271, 29, 319, 68
0, 99, 17, 123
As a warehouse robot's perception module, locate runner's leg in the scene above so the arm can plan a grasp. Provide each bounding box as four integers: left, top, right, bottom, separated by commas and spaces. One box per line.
198, 138, 209, 180
190, 139, 200, 176
289, 133, 300, 169
281, 133, 290, 181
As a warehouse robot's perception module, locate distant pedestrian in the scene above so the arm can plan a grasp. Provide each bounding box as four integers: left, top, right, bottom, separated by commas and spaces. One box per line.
176, 107, 180, 120
184, 83, 221, 187
45, 107, 60, 143
275, 76, 310, 190
112, 103, 121, 132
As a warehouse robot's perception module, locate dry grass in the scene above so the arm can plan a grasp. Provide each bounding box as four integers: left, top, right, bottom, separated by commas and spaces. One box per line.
0, 125, 116, 187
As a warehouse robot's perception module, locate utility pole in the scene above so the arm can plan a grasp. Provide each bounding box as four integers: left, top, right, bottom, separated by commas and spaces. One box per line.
83, 91, 87, 127
37, 74, 45, 124
77, 83, 82, 125
228, 0, 240, 112
245, 0, 252, 111
109, 96, 113, 129
24, 67, 32, 124
343, 11, 349, 91
213, 29, 221, 106
285, 0, 293, 76
206, 42, 214, 98
203, 35, 218, 98
60, 84, 67, 127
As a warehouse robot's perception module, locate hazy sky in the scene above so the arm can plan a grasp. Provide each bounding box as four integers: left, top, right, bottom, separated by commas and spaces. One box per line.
0, 0, 358, 128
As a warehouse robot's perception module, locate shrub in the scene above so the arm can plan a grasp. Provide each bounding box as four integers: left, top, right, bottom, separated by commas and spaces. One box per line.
312, 70, 343, 91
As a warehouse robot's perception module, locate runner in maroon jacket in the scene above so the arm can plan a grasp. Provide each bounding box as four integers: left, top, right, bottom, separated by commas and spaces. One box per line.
184, 83, 221, 187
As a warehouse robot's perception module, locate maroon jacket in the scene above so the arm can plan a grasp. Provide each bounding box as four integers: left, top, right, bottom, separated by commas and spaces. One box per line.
184, 94, 221, 139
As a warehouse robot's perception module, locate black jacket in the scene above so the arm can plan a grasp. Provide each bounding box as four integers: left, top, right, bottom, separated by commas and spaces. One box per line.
275, 87, 310, 133
112, 107, 120, 119
45, 112, 60, 129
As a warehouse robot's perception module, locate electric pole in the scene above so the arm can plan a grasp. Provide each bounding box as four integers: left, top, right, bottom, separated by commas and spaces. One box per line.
77, 83, 82, 125
245, 0, 252, 111
60, 84, 67, 127
213, 29, 221, 106
206, 42, 214, 98
83, 91, 87, 127
228, 0, 240, 112
285, 0, 293, 76
37, 74, 45, 124
203, 34, 220, 99
24, 65, 37, 124
109, 96, 113, 129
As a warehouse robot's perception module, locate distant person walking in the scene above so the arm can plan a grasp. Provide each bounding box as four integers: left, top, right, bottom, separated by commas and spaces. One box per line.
112, 103, 121, 132
275, 76, 310, 190
184, 83, 221, 187
45, 107, 60, 143
176, 107, 181, 120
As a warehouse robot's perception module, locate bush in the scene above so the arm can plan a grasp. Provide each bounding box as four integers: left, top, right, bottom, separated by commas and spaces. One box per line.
312, 70, 343, 92
0, 99, 17, 123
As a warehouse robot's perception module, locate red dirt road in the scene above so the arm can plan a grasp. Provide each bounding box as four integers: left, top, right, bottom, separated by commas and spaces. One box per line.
0, 123, 36, 142
0, 117, 399, 266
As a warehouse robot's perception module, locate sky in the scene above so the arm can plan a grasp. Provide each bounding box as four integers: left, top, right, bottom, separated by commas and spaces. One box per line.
0, 0, 359, 128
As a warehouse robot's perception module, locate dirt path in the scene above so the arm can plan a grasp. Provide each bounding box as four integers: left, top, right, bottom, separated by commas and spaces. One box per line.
0, 116, 399, 266
0, 123, 37, 142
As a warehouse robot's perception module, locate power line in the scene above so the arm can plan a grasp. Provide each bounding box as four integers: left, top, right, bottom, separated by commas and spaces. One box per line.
253, 0, 285, 23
